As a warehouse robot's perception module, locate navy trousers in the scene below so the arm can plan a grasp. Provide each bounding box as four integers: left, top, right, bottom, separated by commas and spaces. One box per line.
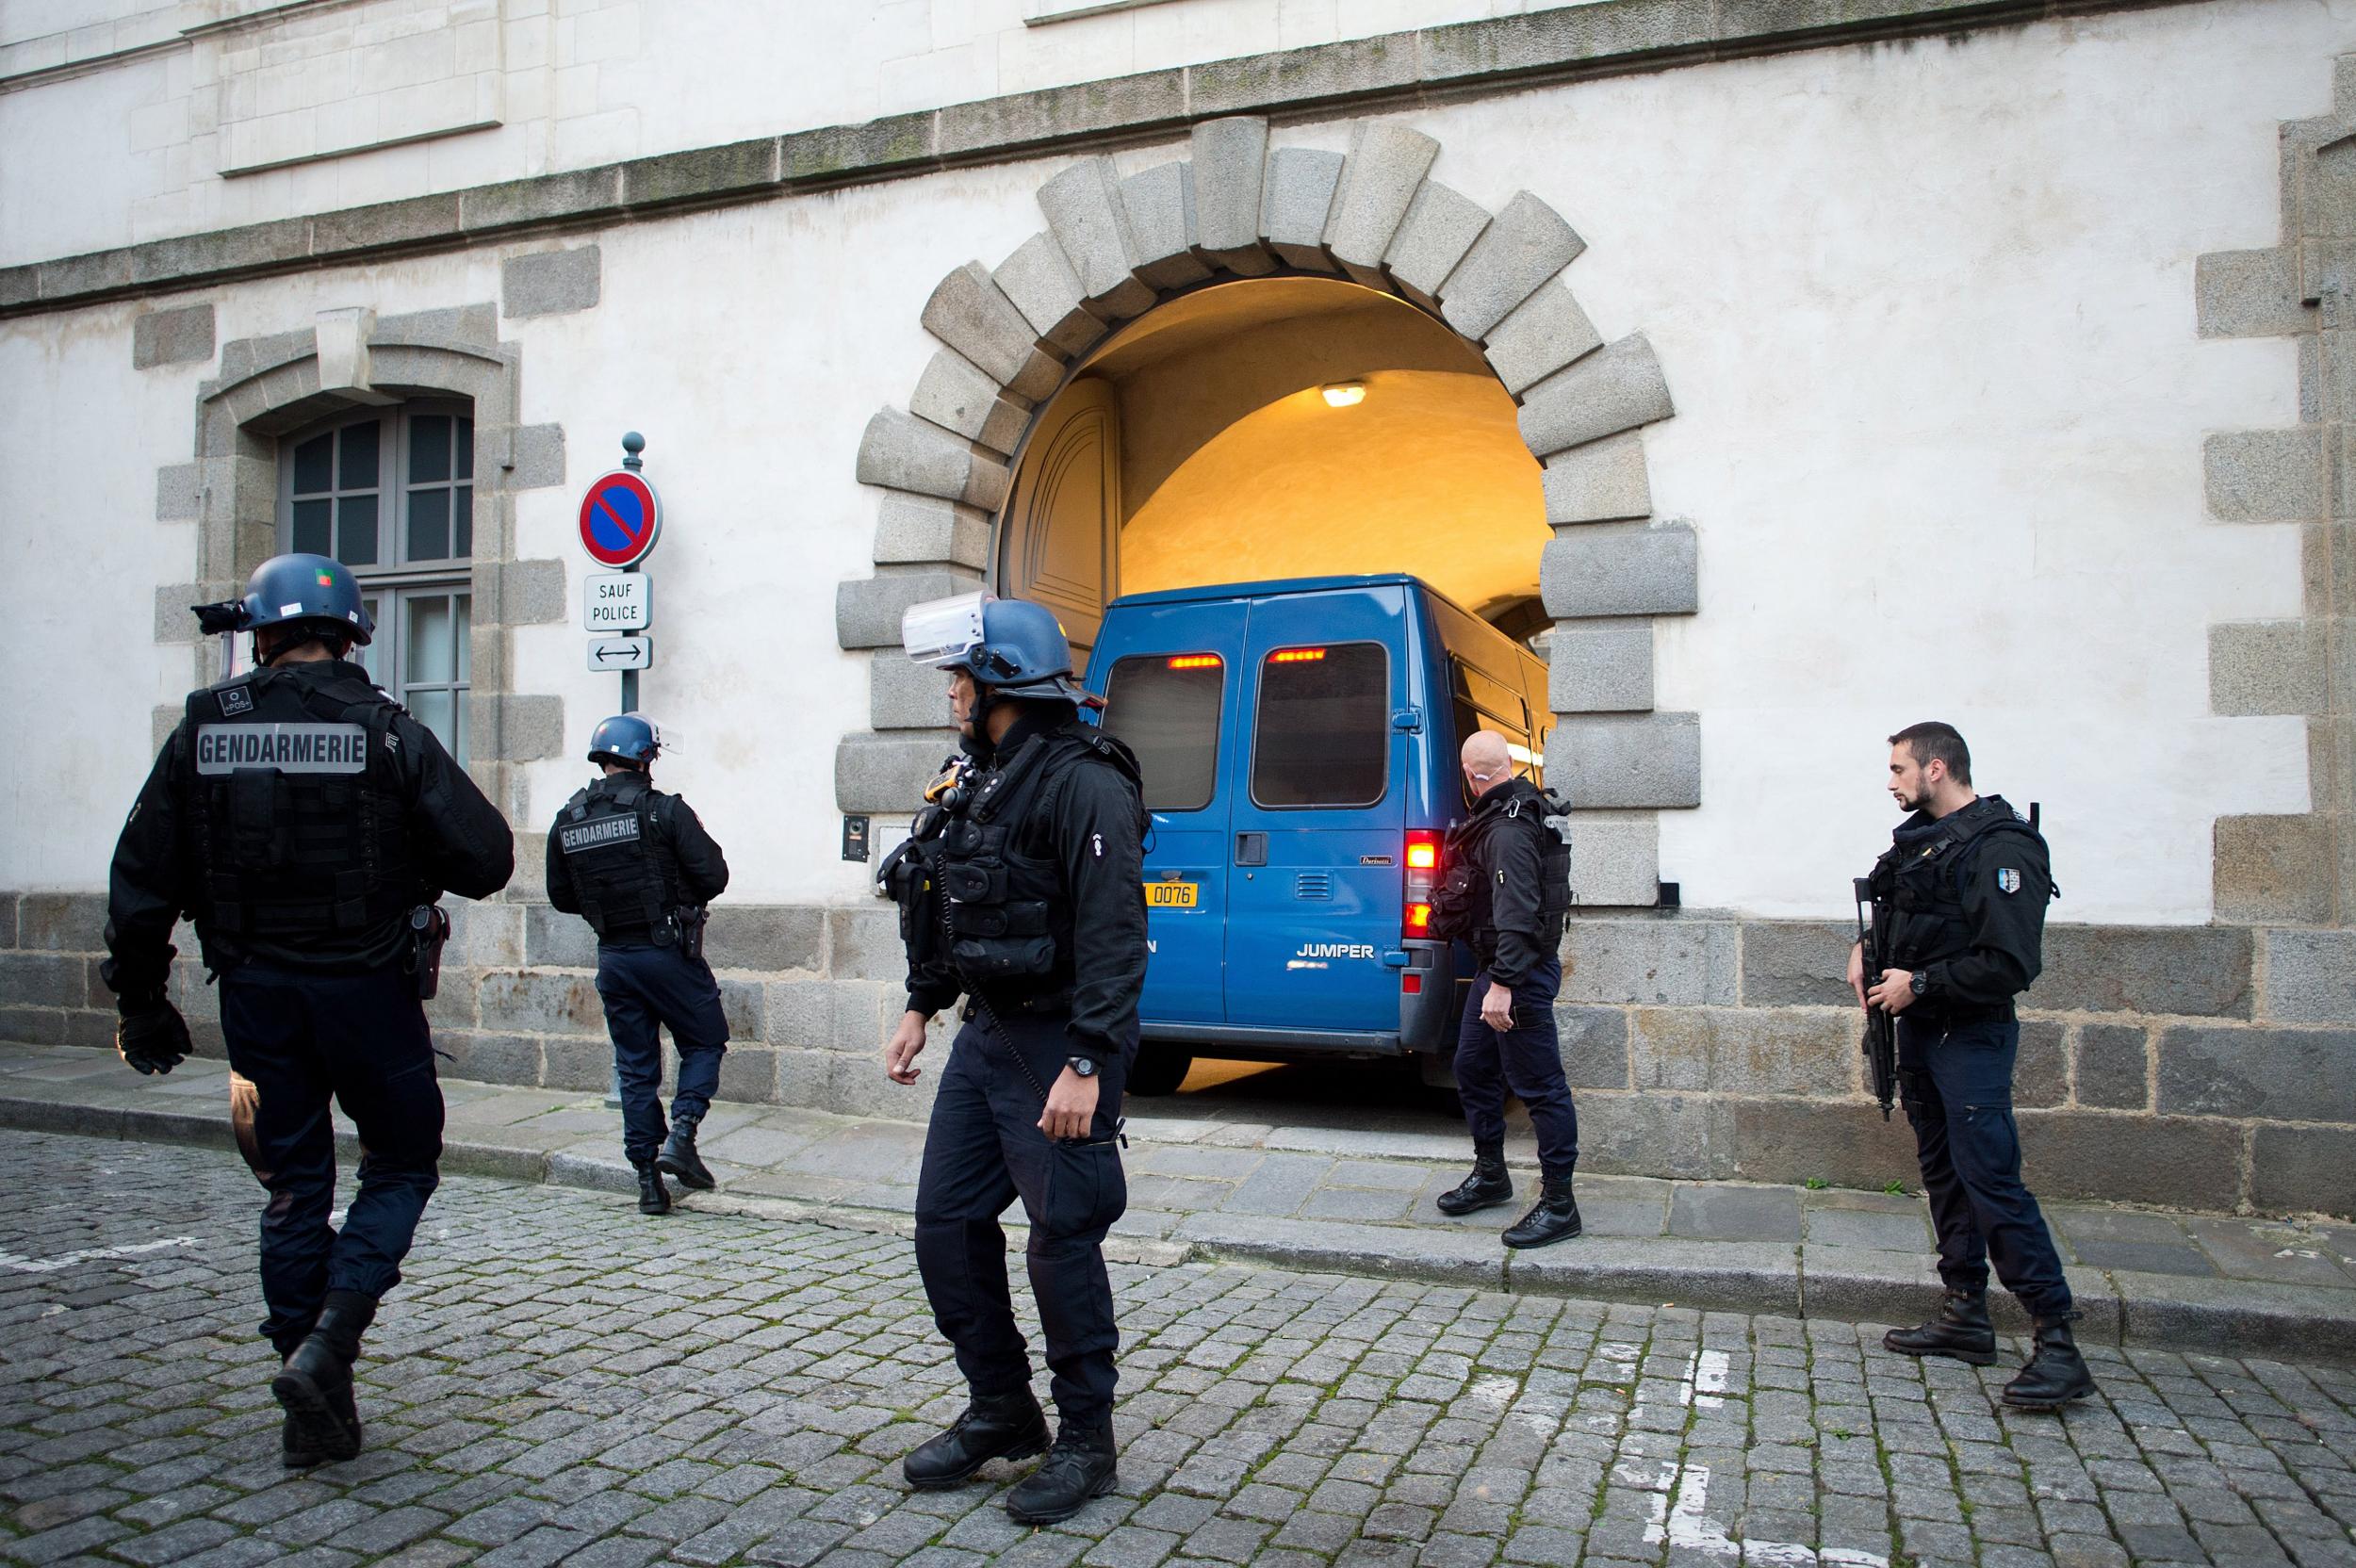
1897, 1014, 2073, 1317
594, 941, 729, 1167
221, 962, 443, 1358
1453, 956, 1579, 1180
914, 1012, 1128, 1430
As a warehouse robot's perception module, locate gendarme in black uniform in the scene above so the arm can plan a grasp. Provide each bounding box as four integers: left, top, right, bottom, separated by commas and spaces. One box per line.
1866, 775, 2090, 1410
883, 592, 1147, 1527
1432, 764, 1582, 1247
103, 553, 514, 1468
545, 716, 730, 1215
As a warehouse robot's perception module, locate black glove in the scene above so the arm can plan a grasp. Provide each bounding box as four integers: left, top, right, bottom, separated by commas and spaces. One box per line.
116, 999, 191, 1076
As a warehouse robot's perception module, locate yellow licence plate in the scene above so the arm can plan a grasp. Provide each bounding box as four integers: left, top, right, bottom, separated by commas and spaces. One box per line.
1145, 882, 1200, 908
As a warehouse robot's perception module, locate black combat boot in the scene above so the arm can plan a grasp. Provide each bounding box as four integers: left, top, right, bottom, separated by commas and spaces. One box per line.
272, 1290, 372, 1465
657, 1115, 714, 1191
903, 1389, 1051, 1490
636, 1163, 672, 1215
1502, 1176, 1583, 1248
1882, 1290, 1997, 1366
1436, 1147, 1513, 1216
2002, 1315, 2097, 1411
1005, 1423, 1119, 1524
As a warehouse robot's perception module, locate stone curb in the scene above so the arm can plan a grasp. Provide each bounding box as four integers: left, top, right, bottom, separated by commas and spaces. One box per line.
6, 1091, 2350, 1364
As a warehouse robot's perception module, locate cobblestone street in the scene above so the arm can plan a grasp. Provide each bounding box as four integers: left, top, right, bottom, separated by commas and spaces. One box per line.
3, 1131, 2354, 1568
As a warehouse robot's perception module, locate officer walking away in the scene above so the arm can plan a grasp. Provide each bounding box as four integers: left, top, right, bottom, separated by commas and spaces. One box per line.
1431, 731, 1582, 1248
1850, 721, 2091, 1411
546, 714, 731, 1217
879, 592, 1148, 1526
103, 553, 515, 1467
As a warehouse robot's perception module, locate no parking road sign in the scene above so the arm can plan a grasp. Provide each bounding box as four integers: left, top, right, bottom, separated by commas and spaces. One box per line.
578, 468, 662, 568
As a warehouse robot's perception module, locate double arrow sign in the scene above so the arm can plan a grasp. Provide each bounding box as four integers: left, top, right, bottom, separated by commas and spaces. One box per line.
588, 636, 652, 671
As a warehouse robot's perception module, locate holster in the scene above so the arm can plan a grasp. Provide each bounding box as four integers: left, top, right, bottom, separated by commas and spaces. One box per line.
674, 905, 710, 961
407, 904, 450, 1000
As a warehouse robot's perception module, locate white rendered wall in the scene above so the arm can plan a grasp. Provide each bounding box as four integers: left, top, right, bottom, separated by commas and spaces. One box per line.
0, 0, 1508, 269
0, 0, 2333, 924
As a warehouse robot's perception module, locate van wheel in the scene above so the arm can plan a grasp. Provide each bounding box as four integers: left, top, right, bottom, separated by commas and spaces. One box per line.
1128, 1048, 1193, 1096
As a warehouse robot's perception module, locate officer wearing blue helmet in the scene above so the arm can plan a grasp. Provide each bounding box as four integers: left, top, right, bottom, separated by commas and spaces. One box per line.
880, 592, 1147, 1526
103, 552, 514, 1469
545, 713, 731, 1215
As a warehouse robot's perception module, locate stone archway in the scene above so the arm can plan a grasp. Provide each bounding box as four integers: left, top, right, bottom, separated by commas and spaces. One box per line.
838, 115, 1697, 905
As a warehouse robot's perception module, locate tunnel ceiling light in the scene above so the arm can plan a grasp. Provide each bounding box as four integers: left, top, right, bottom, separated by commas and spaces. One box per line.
1321, 381, 1366, 408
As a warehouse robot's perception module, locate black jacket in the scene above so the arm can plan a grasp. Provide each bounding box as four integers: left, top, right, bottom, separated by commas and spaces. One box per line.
1879, 793, 2051, 1011
906, 708, 1149, 1068
104, 659, 515, 995
1462, 776, 1559, 988
545, 774, 729, 937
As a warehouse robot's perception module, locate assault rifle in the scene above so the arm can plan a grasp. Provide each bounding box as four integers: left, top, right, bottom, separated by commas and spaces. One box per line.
1852, 875, 1897, 1120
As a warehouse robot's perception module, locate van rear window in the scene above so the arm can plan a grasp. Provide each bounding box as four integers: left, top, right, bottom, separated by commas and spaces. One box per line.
1252, 643, 1388, 808
1103, 655, 1223, 812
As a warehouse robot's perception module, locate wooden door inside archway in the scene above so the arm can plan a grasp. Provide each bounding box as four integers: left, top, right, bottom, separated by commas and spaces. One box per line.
995, 377, 1121, 658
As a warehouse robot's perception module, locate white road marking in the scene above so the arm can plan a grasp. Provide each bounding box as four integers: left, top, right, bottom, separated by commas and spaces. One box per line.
0, 1237, 199, 1274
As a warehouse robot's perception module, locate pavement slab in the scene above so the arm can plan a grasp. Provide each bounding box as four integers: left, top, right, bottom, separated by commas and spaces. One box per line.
0, 1042, 2350, 1365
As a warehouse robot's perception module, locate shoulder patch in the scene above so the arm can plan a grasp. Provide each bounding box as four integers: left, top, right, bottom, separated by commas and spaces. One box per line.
1996, 867, 2021, 894
218, 687, 254, 716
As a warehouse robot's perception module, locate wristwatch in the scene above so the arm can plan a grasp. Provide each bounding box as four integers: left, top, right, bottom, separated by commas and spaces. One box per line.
1910, 971, 1929, 998
1066, 1056, 1099, 1078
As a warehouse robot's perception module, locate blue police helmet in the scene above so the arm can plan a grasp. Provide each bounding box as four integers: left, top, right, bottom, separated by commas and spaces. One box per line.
906, 593, 1091, 705
587, 713, 661, 766
240, 553, 375, 646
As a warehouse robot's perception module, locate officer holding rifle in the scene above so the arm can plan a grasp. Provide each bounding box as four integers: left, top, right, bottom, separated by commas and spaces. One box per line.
1852, 721, 2091, 1411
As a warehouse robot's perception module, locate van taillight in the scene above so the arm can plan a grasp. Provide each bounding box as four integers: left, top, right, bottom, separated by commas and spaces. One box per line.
1404, 828, 1441, 939
1167, 654, 1220, 670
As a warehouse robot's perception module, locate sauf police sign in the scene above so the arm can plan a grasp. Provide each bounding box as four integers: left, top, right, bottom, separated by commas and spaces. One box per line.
583, 573, 650, 632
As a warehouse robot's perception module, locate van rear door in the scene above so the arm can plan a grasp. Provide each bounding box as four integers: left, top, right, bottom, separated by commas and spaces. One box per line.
1093, 600, 1244, 1026
1224, 585, 1409, 1035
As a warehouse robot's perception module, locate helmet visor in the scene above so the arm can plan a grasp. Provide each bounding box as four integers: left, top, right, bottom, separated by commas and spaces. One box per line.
902, 591, 994, 669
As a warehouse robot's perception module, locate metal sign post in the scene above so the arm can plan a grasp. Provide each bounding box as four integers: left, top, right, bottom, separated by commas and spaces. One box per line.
578, 432, 662, 714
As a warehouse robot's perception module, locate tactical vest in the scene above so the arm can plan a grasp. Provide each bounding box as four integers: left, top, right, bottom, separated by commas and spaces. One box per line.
556, 777, 681, 943
932, 727, 1142, 997
1433, 785, 1573, 955
181, 666, 421, 947
1870, 797, 2050, 970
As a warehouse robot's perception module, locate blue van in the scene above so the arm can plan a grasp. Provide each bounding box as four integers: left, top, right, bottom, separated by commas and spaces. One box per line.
1083, 574, 1554, 1095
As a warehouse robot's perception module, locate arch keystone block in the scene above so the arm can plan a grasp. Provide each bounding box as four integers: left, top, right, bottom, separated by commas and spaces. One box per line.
1547, 713, 1700, 809
1440, 190, 1586, 343
921, 261, 1038, 388
1121, 163, 1213, 292
1384, 180, 1490, 311
1518, 335, 1675, 458
1325, 122, 1440, 285
1542, 524, 1697, 619
1261, 147, 1346, 272
856, 407, 1011, 512
1190, 118, 1277, 275
1037, 156, 1155, 319
910, 350, 1029, 458
1486, 282, 1603, 398
994, 234, 1102, 359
